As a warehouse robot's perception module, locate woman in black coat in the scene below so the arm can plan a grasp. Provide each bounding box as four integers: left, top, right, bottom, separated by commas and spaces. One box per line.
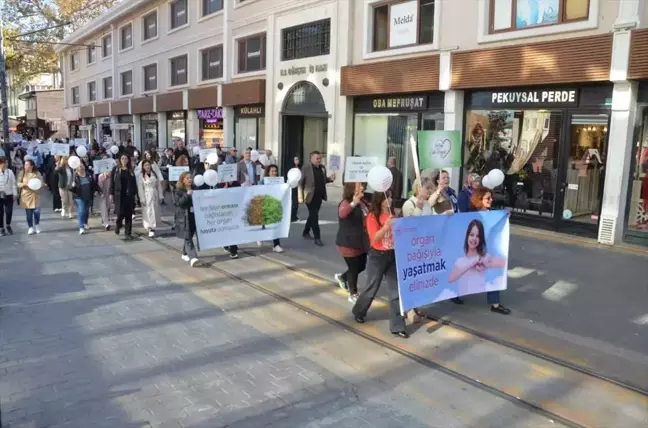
109, 154, 137, 240
175, 171, 199, 267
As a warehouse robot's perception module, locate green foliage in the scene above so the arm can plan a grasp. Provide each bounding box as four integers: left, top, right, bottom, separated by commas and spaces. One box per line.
246, 195, 283, 228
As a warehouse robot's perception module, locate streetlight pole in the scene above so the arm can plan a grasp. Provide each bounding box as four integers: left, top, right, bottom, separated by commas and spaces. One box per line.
0, 1, 11, 163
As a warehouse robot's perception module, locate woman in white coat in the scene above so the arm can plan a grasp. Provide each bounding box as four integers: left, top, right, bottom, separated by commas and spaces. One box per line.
137, 159, 163, 237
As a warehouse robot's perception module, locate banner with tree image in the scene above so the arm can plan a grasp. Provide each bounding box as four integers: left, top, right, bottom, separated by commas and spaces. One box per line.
192, 184, 292, 249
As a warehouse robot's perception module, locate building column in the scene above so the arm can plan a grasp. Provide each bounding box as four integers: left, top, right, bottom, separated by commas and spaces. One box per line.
265, 13, 277, 155
598, 28, 636, 245
157, 112, 167, 150
222, 0, 234, 149
186, 109, 200, 146
439, 51, 464, 191
332, 0, 353, 184
133, 114, 142, 150
223, 107, 235, 149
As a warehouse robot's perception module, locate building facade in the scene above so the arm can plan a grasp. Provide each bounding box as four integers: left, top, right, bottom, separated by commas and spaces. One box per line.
60, 0, 648, 247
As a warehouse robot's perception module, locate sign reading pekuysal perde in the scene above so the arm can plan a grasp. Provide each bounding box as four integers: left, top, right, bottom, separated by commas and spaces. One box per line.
490, 89, 578, 106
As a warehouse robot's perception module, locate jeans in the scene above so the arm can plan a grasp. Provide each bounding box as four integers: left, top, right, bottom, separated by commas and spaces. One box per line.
303, 196, 323, 239
25, 208, 40, 228
0, 196, 14, 228
352, 249, 406, 334
341, 253, 367, 295
74, 199, 89, 228
183, 236, 198, 259
486, 291, 501, 305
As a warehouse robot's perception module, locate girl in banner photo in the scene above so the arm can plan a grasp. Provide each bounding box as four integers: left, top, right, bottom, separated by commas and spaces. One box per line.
448, 187, 511, 315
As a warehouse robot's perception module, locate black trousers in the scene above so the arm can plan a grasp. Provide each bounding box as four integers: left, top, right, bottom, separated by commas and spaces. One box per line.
224, 245, 238, 256
303, 196, 323, 239
352, 249, 406, 334
183, 235, 198, 259
52, 188, 62, 210
0, 196, 14, 228
116, 214, 133, 236
341, 253, 367, 295
291, 188, 299, 221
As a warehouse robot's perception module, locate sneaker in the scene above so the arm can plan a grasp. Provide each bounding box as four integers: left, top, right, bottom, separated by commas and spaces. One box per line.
61, 209, 66, 217
229, 253, 239, 259
54, 208, 61, 213
148, 230, 155, 238
68, 214, 73, 219
79, 228, 85, 235
27, 227, 35, 235
348, 294, 358, 304
35, 226, 41, 234
273, 245, 284, 253
6, 226, 12, 235
334, 273, 348, 290
181, 254, 190, 262
190, 258, 199, 267
223, 247, 231, 254
491, 304, 511, 315
104, 224, 110, 231
257, 240, 262, 246
0, 228, 5, 236
84, 224, 90, 230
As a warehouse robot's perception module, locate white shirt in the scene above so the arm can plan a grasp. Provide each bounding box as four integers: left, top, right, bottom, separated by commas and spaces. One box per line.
0, 168, 18, 196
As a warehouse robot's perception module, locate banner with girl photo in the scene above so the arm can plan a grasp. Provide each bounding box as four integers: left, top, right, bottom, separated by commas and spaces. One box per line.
393, 210, 510, 313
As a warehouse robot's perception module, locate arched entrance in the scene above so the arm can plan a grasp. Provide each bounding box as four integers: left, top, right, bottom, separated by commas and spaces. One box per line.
281, 81, 328, 173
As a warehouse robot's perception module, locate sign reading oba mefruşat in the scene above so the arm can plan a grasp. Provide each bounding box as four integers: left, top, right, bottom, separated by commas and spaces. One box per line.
491, 89, 578, 106
372, 96, 427, 111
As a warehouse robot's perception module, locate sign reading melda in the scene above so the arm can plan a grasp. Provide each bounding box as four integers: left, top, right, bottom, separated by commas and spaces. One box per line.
491, 89, 578, 106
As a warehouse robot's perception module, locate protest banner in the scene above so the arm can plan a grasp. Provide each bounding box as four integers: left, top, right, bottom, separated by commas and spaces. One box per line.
417, 130, 461, 170
51, 143, 70, 156
199, 148, 217, 162
263, 176, 285, 185
393, 211, 509, 313
328, 154, 341, 171
74, 138, 87, 147
344, 156, 378, 183
169, 166, 189, 181
192, 184, 292, 249
217, 163, 237, 183
93, 159, 115, 174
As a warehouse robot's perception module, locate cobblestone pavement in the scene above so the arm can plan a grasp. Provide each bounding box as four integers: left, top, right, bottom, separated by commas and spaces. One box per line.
0, 203, 564, 427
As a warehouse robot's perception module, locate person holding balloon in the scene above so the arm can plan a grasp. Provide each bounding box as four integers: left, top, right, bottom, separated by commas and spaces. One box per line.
18, 159, 45, 235
109, 154, 138, 241
70, 162, 100, 235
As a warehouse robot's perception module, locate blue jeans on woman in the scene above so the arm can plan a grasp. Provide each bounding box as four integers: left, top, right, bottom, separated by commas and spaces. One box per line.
74, 198, 89, 228
486, 291, 501, 305
25, 208, 40, 228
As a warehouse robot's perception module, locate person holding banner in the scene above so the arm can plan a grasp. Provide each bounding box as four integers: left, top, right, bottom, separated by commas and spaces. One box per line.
447, 187, 511, 314
259, 164, 285, 253
174, 172, 199, 267
110, 155, 138, 241
352, 192, 409, 339
430, 170, 458, 215
334, 183, 369, 304
402, 178, 435, 217
137, 160, 163, 238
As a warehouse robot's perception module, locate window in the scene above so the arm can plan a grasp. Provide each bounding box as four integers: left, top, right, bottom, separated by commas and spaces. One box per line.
87, 45, 96, 64
170, 0, 187, 30
143, 11, 158, 40
628, 110, 648, 238
120, 24, 133, 50
282, 19, 330, 61
70, 53, 79, 71
102, 34, 112, 57
143, 64, 157, 92
121, 71, 133, 95
201, 46, 223, 81
202, 0, 223, 16
88, 81, 96, 101
170, 55, 188, 86
372, 0, 435, 51
490, 0, 589, 33
103, 76, 113, 99
71, 87, 80, 105
237, 34, 266, 73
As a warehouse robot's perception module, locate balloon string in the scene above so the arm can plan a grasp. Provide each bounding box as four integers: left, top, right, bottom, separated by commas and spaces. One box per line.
384, 191, 393, 216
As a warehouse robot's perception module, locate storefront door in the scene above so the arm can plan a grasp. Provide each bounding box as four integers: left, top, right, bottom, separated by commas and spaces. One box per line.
554, 111, 610, 234
625, 106, 648, 246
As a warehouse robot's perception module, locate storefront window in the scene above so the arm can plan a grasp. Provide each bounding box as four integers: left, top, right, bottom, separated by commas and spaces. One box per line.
141, 114, 158, 150
167, 111, 186, 148
234, 105, 265, 152
197, 108, 223, 148
628, 110, 648, 236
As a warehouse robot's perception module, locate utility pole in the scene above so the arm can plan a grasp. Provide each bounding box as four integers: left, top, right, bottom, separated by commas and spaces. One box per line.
0, 0, 11, 166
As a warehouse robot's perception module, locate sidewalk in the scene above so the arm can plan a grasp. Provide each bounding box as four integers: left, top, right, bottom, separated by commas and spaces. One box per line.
158, 193, 648, 392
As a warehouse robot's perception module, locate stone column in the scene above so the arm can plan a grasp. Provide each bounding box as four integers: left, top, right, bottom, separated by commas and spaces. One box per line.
157, 112, 168, 150
439, 51, 464, 191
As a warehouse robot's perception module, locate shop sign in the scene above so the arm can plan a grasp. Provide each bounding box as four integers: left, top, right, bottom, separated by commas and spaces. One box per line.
197, 107, 223, 121
168, 111, 186, 120
280, 64, 328, 77
490, 89, 578, 106
389, 0, 418, 48
117, 115, 133, 123
141, 114, 157, 121
78, 125, 93, 131
202, 122, 223, 130
236, 105, 264, 117
110, 123, 131, 130
357, 95, 428, 112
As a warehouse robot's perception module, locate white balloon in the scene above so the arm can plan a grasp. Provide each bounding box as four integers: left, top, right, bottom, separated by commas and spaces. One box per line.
250, 150, 260, 162
193, 174, 205, 187
206, 152, 219, 165
76, 146, 88, 157
259, 154, 269, 166
204, 169, 219, 187
27, 178, 42, 191
110, 145, 119, 155
481, 174, 495, 190
68, 156, 81, 170
287, 168, 302, 184
288, 178, 299, 189
192, 146, 200, 156
367, 165, 393, 193
487, 169, 505, 187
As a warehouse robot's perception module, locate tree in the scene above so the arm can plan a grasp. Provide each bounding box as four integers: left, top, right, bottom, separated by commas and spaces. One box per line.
4, 0, 119, 86
246, 195, 283, 229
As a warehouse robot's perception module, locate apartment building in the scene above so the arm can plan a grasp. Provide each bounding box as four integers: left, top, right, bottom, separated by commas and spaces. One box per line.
60, 0, 648, 247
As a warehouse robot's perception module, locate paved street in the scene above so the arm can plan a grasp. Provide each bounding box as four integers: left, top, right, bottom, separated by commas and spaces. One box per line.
0, 202, 577, 427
